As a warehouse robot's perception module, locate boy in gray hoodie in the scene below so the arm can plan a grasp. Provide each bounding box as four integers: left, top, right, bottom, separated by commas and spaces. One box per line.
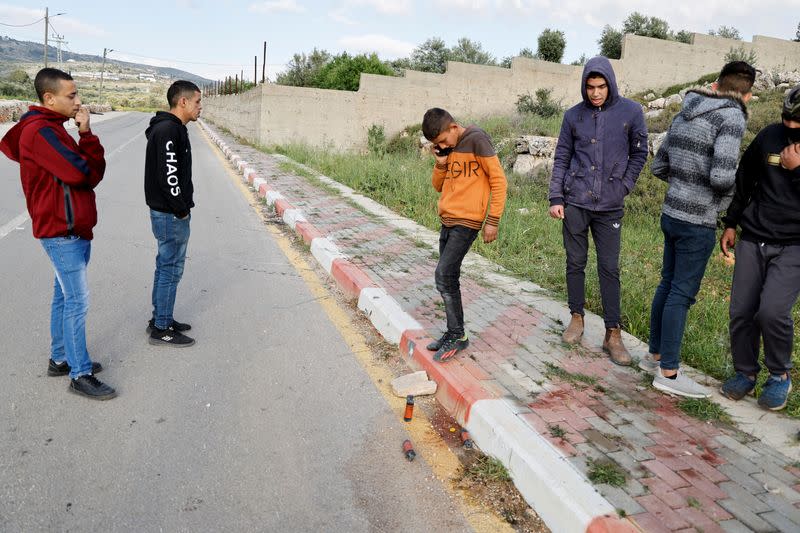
644, 61, 754, 398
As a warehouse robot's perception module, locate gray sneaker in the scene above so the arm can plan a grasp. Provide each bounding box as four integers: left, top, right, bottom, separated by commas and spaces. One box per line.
653, 370, 710, 398
638, 353, 660, 373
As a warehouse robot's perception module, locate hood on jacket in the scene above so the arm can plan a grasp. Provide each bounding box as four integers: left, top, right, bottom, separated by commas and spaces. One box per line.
145, 111, 183, 140
0, 106, 68, 162
680, 88, 749, 122
581, 56, 620, 109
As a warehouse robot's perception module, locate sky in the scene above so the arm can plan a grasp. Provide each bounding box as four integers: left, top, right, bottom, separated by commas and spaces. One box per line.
0, 1, 798, 82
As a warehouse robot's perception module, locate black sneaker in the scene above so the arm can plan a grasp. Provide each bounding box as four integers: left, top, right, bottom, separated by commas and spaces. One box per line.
146, 318, 192, 333
149, 327, 195, 347
69, 375, 117, 400
434, 334, 469, 362
47, 359, 103, 377
427, 333, 449, 351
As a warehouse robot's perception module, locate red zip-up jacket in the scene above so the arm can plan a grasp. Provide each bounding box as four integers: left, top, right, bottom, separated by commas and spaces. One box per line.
0, 106, 105, 240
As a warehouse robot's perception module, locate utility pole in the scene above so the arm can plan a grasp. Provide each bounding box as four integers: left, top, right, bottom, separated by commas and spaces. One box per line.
43, 7, 48, 67
262, 41, 266, 83
51, 32, 67, 67
99, 47, 114, 96
254, 55, 257, 86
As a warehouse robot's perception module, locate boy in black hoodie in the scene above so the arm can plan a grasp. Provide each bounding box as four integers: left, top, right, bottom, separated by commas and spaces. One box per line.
719, 86, 800, 410
144, 80, 201, 347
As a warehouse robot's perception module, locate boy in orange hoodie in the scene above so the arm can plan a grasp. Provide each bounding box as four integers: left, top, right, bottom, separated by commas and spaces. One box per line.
422, 108, 508, 361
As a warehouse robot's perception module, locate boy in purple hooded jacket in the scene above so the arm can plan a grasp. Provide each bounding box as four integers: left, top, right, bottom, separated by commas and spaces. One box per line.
548, 56, 648, 365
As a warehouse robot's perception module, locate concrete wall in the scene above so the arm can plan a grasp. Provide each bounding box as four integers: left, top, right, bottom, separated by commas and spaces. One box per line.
204, 33, 800, 151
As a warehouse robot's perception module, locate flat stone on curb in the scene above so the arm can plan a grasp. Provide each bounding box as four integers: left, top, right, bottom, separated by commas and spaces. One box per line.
391, 371, 437, 397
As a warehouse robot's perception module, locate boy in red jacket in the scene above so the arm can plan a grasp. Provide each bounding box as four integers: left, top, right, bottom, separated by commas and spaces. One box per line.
0, 68, 116, 400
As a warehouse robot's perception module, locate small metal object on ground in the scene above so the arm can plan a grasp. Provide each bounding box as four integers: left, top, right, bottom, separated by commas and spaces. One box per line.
460, 429, 474, 449
403, 395, 414, 422
402, 439, 416, 461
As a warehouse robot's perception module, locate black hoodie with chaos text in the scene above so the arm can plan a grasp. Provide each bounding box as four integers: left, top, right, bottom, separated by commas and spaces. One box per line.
144, 111, 194, 218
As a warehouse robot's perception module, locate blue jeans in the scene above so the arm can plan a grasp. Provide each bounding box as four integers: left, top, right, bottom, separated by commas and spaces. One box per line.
150, 209, 191, 330
648, 214, 716, 370
40, 236, 93, 379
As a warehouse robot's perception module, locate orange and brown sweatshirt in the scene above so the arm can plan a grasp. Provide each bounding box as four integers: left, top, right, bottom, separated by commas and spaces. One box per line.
431, 126, 507, 230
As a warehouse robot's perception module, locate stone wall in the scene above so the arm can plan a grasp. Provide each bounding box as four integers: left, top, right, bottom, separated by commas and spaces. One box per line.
0, 100, 113, 123
203, 33, 800, 151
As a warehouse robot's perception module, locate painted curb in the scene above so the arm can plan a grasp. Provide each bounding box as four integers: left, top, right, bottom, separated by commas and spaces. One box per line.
198, 120, 637, 533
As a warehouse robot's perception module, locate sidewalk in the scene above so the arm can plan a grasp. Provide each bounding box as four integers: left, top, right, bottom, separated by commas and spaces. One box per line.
200, 120, 800, 533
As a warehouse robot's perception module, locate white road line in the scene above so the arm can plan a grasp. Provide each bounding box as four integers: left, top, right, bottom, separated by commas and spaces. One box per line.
0, 212, 29, 240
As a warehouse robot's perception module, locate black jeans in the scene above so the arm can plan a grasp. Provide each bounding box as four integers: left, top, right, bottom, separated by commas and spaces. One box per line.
562, 204, 623, 328
435, 224, 479, 337
729, 239, 800, 376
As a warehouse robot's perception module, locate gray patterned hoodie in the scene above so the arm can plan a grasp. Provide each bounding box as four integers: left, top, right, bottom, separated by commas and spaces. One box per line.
652, 88, 748, 228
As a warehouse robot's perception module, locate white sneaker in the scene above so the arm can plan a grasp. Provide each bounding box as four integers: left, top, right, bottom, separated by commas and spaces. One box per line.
653, 369, 710, 398
638, 353, 660, 373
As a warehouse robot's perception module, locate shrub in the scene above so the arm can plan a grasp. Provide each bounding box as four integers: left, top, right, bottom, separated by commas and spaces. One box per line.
724, 46, 757, 66
386, 124, 423, 155
367, 124, 386, 157
516, 88, 563, 118
598, 25, 623, 59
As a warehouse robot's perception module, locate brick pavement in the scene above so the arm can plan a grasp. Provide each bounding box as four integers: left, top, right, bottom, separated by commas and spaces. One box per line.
204, 123, 800, 532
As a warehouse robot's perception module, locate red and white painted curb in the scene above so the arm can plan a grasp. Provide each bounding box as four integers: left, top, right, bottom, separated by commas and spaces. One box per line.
199, 120, 638, 533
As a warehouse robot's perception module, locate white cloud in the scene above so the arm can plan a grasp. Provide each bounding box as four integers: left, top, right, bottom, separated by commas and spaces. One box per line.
248, 0, 306, 14
0, 4, 106, 37
338, 34, 416, 58
329, 9, 358, 25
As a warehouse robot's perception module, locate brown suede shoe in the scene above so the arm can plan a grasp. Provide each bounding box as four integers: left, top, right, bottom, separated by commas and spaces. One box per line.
603, 327, 632, 366
562, 313, 584, 344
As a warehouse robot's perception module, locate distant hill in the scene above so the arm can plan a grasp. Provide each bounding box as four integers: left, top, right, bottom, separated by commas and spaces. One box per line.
0, 35, 212, 86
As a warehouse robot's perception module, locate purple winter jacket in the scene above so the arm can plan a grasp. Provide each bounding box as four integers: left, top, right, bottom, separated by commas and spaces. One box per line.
548, 56, 648, 212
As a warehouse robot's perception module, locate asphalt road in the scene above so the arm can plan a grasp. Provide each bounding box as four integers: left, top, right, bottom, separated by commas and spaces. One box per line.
0, 112, 472, 532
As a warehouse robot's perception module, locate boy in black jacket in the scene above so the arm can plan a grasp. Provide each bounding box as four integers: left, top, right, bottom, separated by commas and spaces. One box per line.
719, 86, 800, 410
144, 80, 202, 347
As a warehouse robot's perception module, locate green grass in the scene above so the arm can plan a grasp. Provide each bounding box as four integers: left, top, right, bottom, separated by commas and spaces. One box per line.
677, 398, 733, 424
263, 90, 800, 418
466, 455, 512, 482
587, 459, 626, 487
543, 362, 598, 388
687, 496, 702, 509
548, 424, 567, 439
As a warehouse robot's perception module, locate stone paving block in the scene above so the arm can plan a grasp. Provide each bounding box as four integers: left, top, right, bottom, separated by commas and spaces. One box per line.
680, 468, 728, 500
629, 512, 671, 533
635, 494, 691, 530
617, 424, 656, 450
638, 477, 686, 509
674, 486, 734, 522
718, 481, 773, 514
642, 460, 691, 489
607, 450, 650, 480
760, 510, 800, 532
586, 416, 623, 437
719, 519, 755, 532
716, 446, 762, 474
675, 508, 727, 533
759, 457, 800, 486
714, 434, 761, 460
582, 429, 622, 453
623, 477, 647, 497
718, 499, 776, 532
757, 492, 800, 525
718, 463, 769, 495
619, 412, 659, 434
574, 442, 609, 463
595, 483, 645, 516
752, 473, 800, 502
680, 453, 729, 484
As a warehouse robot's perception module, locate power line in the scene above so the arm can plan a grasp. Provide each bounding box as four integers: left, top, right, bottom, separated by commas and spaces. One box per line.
111, 49, 250, 67
0, 16, 45, 27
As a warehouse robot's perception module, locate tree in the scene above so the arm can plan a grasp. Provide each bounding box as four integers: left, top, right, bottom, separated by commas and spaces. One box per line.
622, 11, 670, 40
7, 68, 30, 84
276, 48, 331, 87
409, 37, 450, 73
449, 37, 496, 66
598, 25, 623, 59
500, 47, 535, 68
709, 25, 742, 40
570, 54, 587, 66
795, 22, 800, 41
314, 52, 394, 91
537, 29, 566, 63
